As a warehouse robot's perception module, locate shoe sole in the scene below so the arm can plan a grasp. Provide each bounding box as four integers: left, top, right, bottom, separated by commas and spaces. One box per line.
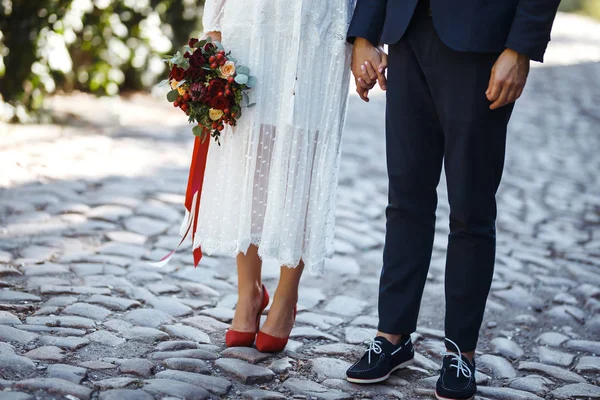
346, 359, 414, 384
435, 391, 474, 400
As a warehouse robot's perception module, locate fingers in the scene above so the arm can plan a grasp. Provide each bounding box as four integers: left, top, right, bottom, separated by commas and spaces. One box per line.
486, 65, 496, 100
359, 65, 373, 86
490, 80, 525, 110
486, 75, 502, 103
489, 85, 507, 110
364, 61, 378, 81
356, 84, 370, 102
357, 77, 375, 90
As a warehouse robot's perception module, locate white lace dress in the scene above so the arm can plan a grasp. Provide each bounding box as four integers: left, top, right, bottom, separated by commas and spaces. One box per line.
194, 0, 354, 274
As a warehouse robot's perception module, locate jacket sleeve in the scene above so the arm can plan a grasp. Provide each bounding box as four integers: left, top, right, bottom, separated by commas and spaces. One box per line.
346, 0, 388, 46
202, 0, 227, 32
505, 0, 561, 62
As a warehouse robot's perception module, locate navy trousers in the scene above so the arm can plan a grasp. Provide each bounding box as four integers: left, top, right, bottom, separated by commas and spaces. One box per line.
379, 1, 514, 352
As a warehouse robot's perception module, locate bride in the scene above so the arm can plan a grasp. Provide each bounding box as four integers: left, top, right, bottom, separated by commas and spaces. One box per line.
196, 0, 355, 352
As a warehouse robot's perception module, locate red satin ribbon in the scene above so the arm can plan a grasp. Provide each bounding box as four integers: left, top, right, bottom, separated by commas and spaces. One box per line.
186, 135, 210, 267
150, 133, 210, 268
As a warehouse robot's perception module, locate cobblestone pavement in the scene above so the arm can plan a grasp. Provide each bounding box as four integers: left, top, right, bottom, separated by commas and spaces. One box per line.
1, 13, 600, 400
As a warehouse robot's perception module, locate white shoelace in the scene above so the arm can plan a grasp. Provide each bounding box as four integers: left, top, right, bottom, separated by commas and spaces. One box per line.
363, 337, 404, 364
440, 338, 472, 379
364, 338, 383, 364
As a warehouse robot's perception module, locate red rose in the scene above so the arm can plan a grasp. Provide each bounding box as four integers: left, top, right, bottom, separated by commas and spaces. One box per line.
208, 79, 226, 97
170, 66, 185, 81
204, 42, 216, 52
185, 67, 205, 81
189, 37, 199, 47
211, 96, 230, 110
200, 91, 212, 104
189, 51, 206, 69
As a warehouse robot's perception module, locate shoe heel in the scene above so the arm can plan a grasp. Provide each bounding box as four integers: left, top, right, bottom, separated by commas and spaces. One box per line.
225, 284, 269, 348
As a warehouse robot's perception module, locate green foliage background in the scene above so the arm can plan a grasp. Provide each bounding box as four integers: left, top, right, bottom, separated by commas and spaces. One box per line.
0, 0, 205, 122
559, 0, 600, 21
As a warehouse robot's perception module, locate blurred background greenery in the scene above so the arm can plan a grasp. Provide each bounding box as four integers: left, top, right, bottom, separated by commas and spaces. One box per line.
0, 0, 598, 123
0, 0, 205, 122
560, 0, 600, 21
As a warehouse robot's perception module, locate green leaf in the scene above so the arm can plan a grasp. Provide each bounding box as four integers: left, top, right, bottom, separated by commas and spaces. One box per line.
214, 41, 224, 51
170, 51, 183, 65
235, 74, 248, 85
167, 89, 179, 102
205, 36, 212, 43
192, 125, 203, 137
175, 79, 186, 88
195, 40, 206, 48
228, 56, 237, 64
157, 79, 169, 87
236, 66, 250, 76
246, 76, 257, 88
248, 103, 257, 108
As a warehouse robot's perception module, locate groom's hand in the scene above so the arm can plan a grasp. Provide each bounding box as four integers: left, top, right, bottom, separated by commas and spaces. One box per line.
486, 48, 530, 110
351, 38, 386, 102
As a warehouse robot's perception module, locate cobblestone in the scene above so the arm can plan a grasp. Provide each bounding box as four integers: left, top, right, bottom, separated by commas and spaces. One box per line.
162, 357, 211, 373
537, 346, 575, 367
221, 346, 272, 364
215, 358, 274, 384
1, 14, 599, 399
0, 325, 39, 344
490, 337, 525, 360
142, 378, 210, 399
156, 370, 232, 395
552, 383, 600, 399
39, 335, 90, 350
14, 378, 92, 399
508, 375, 553, 397
478, 354, 518, 379
99, 389, 153, 400
46, 364, 87, 384
160, 324, 211, 343
518, 361, 587, 383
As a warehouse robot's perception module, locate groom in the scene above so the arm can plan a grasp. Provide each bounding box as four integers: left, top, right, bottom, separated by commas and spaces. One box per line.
345, 0, 560, 398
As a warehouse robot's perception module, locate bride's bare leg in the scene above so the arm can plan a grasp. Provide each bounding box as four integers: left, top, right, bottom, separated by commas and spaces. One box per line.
260, 262, 304, 338
231, 245, 263, 332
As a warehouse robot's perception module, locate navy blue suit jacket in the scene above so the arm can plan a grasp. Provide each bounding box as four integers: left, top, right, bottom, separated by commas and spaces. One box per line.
347, 0, 561, 62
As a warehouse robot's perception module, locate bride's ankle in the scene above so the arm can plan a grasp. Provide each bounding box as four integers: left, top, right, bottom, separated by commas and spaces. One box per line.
237, 282, 263, 305
272, 291, 298, 309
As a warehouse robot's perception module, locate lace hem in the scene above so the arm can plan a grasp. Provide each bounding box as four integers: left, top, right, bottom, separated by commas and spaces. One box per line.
193, 235, 326, 275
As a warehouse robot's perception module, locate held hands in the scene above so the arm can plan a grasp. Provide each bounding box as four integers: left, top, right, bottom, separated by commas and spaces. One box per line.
486, 48, 530, 110
351, 38, 388, 102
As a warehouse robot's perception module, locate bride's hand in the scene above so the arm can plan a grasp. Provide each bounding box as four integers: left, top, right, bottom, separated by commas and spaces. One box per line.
203, 31, 222, 43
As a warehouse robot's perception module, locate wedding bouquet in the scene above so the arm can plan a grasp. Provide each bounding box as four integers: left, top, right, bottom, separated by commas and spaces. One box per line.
151, 37, 257, 268
163, 36, 256, 144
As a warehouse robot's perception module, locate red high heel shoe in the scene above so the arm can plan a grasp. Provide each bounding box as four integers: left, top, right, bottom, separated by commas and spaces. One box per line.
255, 304, 297, 353
225, 284, 269, 348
